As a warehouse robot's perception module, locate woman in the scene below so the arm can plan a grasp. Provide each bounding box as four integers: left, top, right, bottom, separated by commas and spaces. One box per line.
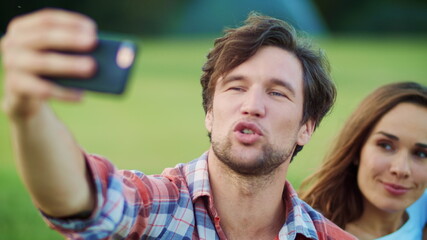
300, 82, 427, 240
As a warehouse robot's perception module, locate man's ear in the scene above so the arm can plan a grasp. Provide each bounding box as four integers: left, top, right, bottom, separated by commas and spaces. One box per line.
297, 119, 315, 146
205, 109, 213, 133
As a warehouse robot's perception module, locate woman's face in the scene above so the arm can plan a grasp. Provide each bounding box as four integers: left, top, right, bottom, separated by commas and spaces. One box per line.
358, 102, 427, 213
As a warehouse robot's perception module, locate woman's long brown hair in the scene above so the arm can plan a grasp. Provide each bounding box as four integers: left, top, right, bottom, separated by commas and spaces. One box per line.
300, 82, 427, 228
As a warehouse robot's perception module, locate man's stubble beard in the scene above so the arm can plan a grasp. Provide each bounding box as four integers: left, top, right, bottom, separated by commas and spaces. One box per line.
211, 134, 295, 177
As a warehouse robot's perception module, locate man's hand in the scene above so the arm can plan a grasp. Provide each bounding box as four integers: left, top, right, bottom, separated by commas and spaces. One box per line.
1, 8, 97, 120
1, 9, 97, 218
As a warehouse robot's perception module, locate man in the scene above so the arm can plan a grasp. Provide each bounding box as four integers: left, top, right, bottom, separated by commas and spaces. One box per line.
1, 8, 356, 240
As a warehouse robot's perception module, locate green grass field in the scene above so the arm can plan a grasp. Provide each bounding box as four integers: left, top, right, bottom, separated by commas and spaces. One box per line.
0, 36, 426, 239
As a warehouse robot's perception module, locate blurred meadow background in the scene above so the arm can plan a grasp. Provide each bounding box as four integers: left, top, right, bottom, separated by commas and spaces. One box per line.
1, 0, 427, 239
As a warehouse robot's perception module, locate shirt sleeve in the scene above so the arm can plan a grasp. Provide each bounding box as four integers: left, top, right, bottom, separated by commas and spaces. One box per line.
42, 152, 181, 239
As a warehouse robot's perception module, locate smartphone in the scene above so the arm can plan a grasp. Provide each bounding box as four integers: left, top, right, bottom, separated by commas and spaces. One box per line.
49, 39, 137, 94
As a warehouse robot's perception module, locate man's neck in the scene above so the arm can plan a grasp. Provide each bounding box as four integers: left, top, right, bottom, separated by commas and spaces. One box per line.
207, 150, 288, 240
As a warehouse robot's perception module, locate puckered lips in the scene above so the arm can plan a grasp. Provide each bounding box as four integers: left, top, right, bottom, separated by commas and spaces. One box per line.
233, 121, 264, 145
382, 181, 410, 196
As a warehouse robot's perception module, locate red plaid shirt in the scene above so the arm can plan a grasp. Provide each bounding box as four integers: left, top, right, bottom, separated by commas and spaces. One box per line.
44, 152, 356, 240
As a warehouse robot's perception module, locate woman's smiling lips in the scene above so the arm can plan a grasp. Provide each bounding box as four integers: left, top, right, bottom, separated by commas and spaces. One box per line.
233, 122, 264, 145
382, 182, 410, 196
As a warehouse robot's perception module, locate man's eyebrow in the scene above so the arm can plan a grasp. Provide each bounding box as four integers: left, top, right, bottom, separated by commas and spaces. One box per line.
376, 131, 399, 141
220, 75, 245, 85
221, 75, 296, 95
269, 78, 296, 97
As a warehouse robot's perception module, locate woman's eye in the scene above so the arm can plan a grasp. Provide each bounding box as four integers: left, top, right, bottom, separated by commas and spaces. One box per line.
414, 150, 427, 159
378, 142, 393, 151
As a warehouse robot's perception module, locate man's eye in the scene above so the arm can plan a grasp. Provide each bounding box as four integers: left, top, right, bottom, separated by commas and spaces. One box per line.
269, 91, 285, 97
229, 87, 244, 92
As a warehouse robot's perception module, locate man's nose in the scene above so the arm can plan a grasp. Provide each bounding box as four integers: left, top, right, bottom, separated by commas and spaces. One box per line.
240, 88, 266, 118
389, 152, 411, 179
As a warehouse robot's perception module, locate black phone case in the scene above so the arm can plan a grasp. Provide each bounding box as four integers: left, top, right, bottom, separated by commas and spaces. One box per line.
50, 39, 137, 94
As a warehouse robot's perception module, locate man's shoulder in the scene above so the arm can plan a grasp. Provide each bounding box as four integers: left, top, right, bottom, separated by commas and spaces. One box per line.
299, 200, 356, 240
316, 219, 357, 240
161, 152, 209, 178
284, 183, 356, 240
159, 153, 211, 198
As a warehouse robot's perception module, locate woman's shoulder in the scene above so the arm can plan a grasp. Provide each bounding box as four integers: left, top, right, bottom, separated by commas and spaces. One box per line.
407, 189, 427, 212
407, 189, 427, 220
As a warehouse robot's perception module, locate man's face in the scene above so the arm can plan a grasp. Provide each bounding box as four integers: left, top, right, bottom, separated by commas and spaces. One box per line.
205, 46, 314, 176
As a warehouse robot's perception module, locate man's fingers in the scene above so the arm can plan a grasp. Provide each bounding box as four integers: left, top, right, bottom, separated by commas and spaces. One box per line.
1, 8, 97, 86
8, 26, 97, 52
3, 50, 97, 79
1, 8, 92, 119
50, 84, 85, 102
5, 8, 97, 52
7, 72, 84, 102
7, 8, 97, 39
